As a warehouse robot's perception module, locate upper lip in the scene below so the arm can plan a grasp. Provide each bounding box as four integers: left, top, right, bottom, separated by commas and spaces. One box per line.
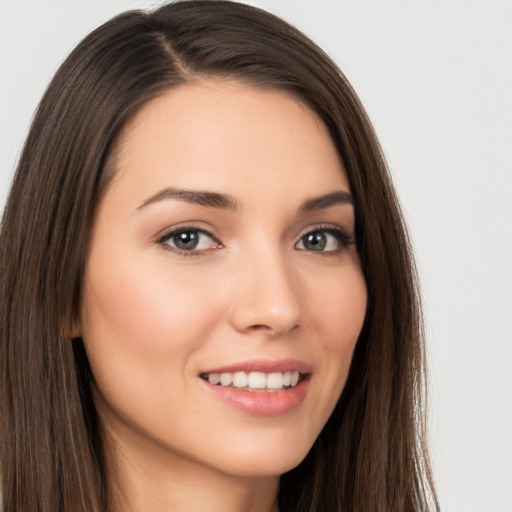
200, 358, 312, 375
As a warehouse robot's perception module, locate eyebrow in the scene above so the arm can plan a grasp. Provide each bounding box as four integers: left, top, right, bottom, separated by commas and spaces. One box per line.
299, 190, 354, 212
137, 187, 354, 213
137, 187, 240, 211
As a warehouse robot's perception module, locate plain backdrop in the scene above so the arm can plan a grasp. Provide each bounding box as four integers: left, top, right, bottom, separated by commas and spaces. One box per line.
1, 1, 511, 510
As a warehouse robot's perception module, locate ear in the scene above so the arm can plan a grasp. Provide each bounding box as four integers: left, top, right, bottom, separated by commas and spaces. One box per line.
67, 315, 82, 340
70, 328, 81, 340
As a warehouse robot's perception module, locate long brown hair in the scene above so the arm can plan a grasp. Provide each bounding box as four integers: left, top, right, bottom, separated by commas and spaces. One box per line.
0, 1, 438, 511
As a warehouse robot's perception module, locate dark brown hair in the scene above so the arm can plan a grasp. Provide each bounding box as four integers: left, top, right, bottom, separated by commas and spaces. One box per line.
0, 1, 438, 511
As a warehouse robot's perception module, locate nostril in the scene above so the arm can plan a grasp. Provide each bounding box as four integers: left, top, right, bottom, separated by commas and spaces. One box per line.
245, 322, 300, 336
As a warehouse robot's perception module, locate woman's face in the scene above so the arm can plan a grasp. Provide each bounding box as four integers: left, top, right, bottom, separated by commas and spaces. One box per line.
79, 81, 367, 479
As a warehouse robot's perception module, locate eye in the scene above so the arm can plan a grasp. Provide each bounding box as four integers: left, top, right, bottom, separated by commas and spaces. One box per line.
296, 227, 352, 253
158, 228, 220, 254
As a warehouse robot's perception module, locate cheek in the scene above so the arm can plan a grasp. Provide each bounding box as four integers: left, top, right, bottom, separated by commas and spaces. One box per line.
79, 254, 224, 383
78, 255, 233, 442
306, 264, 367, 397
308, 264, 367, 350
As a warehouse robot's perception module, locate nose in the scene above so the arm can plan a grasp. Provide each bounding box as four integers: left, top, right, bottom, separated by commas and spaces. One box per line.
228, 247, 302, 337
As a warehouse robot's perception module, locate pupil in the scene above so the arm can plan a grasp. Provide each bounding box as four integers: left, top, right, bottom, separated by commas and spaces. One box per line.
174, 231, 198, 250
305, 232, 326, 251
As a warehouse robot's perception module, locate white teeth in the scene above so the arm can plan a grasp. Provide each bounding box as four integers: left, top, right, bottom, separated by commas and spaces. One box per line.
247, 371, 266, 389
204, 371, 302, 391
233, 372, 248, 387
208, 373, 220, 385
219, 373, 233, 387
266, 372, 283, 389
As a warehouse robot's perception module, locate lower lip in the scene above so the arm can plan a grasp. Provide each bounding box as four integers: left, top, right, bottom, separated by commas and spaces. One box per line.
200, 377, 310, 416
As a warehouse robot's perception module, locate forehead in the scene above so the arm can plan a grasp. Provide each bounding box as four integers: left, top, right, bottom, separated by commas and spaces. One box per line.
107, 80, 349, 208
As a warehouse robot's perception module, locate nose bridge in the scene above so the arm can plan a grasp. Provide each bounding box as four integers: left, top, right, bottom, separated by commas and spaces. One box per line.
228, 237, 302, 336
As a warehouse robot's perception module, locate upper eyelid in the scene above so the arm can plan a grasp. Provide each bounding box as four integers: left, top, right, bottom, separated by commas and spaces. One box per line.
155, 223, 219, 244
295, 223, 353, 240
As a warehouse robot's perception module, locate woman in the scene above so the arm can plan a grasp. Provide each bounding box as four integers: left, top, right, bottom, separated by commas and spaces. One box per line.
0, 1, 438, 511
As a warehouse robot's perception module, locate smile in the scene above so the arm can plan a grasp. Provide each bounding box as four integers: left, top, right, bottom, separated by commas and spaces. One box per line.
200, 371, 302, 392
199, 359, 312, 415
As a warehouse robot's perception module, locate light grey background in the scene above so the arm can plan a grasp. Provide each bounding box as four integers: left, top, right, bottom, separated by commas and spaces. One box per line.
1, 1, 511, 510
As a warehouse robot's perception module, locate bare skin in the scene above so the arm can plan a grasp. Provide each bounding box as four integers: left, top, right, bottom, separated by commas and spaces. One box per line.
79, 80, 367, 512
104, 421, 279, 512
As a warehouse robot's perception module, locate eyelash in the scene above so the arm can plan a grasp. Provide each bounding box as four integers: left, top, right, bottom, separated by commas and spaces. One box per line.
156, 224, 222, 257
156, 223, 353, 257
296, 224, 354, 255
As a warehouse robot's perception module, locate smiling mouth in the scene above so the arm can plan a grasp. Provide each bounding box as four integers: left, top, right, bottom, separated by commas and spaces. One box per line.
200, 371, 305, 392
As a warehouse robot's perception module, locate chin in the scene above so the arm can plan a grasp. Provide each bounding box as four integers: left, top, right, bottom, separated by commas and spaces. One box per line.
209, 431, 315, 478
